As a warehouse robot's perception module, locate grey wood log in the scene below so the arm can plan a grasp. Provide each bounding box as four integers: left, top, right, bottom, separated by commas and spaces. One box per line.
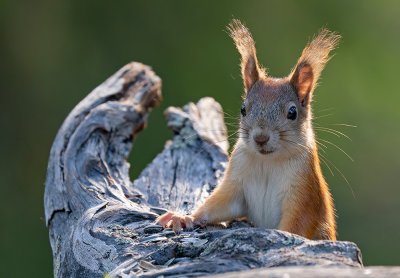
212, 266, 400, 278
45, 62, 364, 278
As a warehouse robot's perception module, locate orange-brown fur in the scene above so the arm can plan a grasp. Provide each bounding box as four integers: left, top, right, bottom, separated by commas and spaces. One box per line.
279, 145, 336, 240
157, 20, 340, 240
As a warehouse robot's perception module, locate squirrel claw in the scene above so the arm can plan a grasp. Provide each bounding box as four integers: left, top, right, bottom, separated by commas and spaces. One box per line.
156, 212, 175, 228
156, 212, 195, 233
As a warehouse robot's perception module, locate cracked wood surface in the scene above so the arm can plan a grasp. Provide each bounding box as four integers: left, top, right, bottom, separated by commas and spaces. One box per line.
44, 62, 364, 278
211, 266, 400, 278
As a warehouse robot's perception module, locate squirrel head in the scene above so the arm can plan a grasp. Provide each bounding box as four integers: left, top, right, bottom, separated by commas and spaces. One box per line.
227, 19, 340, 158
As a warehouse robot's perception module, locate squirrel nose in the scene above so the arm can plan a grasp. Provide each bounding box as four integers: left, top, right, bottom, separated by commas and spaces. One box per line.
254, 135, 269, 147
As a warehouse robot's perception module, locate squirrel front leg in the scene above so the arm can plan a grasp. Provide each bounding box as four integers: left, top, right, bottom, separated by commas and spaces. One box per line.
192, 179, 246, 225
278, 171, 336, 240
278, 203, 319, 240
157, 178, 246, 232
278, 178, 321, 239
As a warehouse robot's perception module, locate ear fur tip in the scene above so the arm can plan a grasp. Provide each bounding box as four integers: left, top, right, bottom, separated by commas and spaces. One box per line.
227, 19, 246, 32
227, 19, 264, 92
314, 28, 341, 50
227, 19, 254, 42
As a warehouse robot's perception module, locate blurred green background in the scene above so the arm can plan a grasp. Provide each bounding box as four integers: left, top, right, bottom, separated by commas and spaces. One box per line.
1, 0, 399, 276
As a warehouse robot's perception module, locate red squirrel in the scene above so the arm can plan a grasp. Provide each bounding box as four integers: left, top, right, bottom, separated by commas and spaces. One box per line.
157, 19, 340, 240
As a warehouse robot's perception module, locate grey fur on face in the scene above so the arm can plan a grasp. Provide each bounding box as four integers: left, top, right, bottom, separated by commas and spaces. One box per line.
240, 79, 310, 157
229, 20, 339, 158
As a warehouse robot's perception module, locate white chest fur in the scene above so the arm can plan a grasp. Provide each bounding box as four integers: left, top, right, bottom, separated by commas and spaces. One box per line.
232, 150, 299, 228
244, 167, 290, 228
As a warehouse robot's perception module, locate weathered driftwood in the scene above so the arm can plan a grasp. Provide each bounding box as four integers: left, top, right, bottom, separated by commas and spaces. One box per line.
45, 62, 363, 278
212, 266, 400, 278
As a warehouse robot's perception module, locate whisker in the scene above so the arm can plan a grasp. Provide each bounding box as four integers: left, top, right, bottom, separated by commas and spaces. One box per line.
319, 153, 355, 199
316, 107, 335, 113
316, 143, 327, 153
315, 128, 340, 138
316, 140, 328, 149
193, 134, 245, 157
223, 115, 240, 118
314, 125, 352, 141
281, 121, 356, 198
280, 141, 294, 157
280, 138, 312, 154
224, 122, 240, 126
222, 111, 237, 117
319, 155, 334, 176
182, 127, 247, 140
318, 138, 354, 162
327, 123, 357, 128
312, 113, 333, 120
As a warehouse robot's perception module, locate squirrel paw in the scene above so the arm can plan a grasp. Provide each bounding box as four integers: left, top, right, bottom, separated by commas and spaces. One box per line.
156, 212, 196, 233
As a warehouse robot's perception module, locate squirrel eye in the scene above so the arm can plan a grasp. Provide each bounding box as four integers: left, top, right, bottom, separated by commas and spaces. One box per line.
241, 105, 246, 117
287, 106, 297, 120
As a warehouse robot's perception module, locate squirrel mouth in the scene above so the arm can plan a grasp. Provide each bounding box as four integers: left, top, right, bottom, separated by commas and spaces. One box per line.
259, 149, 274, 155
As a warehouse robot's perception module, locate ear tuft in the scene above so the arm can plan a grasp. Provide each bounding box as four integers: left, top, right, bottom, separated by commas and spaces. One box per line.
227, 19, 266, 94
290, 28, 341, 106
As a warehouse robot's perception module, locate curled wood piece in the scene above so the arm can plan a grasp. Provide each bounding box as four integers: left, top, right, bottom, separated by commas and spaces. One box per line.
44, 62, 164, 277
44, 62, 362, 278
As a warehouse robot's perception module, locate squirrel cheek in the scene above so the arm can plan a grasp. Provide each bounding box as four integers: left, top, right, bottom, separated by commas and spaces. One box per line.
270, 132, 280, 145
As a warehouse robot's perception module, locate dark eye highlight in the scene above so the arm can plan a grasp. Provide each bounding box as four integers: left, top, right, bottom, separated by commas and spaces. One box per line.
241, 105, 246, 117
287, 106, 297, 120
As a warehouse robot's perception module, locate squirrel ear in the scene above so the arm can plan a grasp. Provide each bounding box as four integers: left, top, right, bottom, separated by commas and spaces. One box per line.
290, 29, 341, 107
227, 19, 265, 94
291, 63, 314, 106
242, 55, 260, 93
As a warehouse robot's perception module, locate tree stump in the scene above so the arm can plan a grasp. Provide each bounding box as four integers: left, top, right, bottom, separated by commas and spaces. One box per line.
44, 62, 363, 278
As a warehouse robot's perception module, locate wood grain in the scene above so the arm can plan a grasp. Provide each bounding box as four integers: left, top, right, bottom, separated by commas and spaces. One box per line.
44, 62, 362, 278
